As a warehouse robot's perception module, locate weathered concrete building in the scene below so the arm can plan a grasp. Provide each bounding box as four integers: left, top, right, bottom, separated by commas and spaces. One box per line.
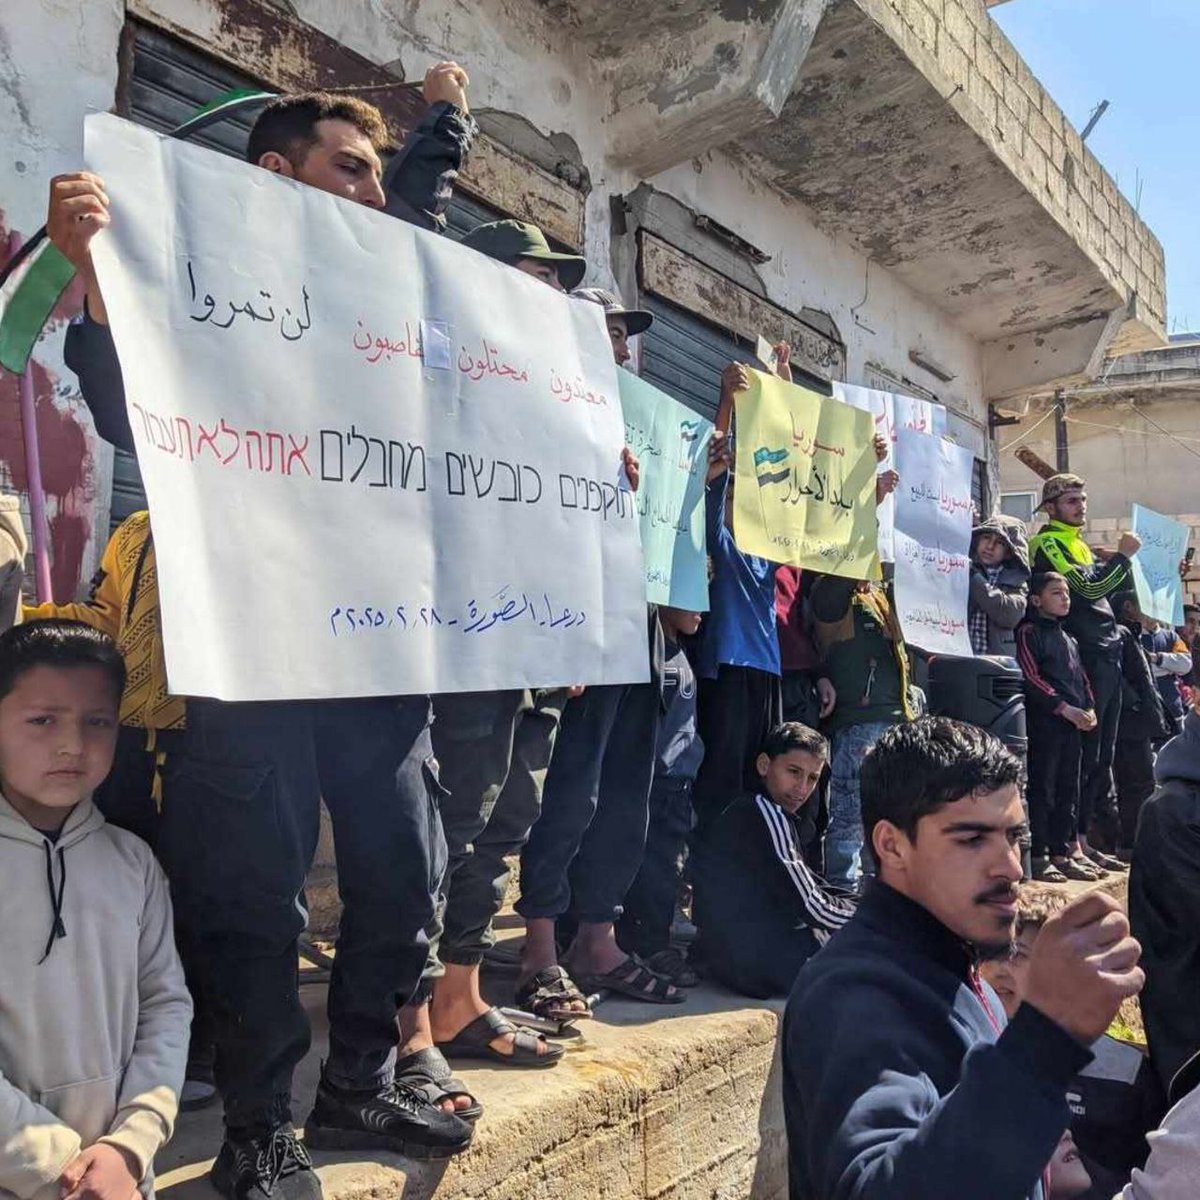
0, 1, 1169, 1196
1, 0, 1165, 606
998, 336, 1200, 599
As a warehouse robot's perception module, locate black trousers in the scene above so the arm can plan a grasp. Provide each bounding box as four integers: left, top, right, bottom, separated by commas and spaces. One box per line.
691, 666, 783, 835
1114, 737, 1156, 850
616, 777, 694, 958
428, 688, 565, 969
518, 682, 658, 924
156, 695, 442, 1132
706, 918, 821, 1000
1025, 710, 1082, 859
1079, 654, 1123, 842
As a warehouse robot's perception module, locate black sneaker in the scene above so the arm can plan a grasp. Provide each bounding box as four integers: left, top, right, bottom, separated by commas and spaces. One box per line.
210, 1126, 321, 1200
304, 1079, 473, 1160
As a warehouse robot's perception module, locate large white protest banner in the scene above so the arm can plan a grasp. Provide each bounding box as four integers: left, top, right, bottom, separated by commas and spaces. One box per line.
892, 429, 974, 657
834, 382, 947, 562
85, 114, 648, 701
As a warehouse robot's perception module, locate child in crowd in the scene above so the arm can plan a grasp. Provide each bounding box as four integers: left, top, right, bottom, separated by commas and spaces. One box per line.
809, 570, 914, 889
617, 605, 705, 986
1015, 572, 1099, 882
981, 885, 1160, 1198
0, 620, 191, 1200
1112, 592, 1174, 860
696, 723, 855, 999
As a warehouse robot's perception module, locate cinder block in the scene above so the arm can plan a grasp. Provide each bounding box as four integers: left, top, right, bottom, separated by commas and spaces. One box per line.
943, 2, 976, 57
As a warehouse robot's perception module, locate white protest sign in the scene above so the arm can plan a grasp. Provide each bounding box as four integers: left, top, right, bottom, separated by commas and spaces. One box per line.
893, 429, 974, 656
85, 113, 648, 701
834, 382, 948, 562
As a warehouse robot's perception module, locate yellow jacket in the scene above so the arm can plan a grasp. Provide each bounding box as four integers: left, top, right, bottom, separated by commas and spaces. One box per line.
24, 511, 184, 730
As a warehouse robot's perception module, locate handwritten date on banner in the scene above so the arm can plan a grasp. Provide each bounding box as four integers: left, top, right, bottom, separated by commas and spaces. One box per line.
330, 588, 587, 637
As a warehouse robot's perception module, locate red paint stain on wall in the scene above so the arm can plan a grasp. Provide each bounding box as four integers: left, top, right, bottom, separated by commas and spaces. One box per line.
1, 212, 96, 602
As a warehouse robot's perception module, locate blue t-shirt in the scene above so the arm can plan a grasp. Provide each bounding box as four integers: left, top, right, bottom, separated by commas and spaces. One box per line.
695, 472, 780, 680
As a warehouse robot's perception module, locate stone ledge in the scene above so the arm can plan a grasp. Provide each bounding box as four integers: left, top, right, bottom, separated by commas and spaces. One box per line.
156, 977, 787, 1200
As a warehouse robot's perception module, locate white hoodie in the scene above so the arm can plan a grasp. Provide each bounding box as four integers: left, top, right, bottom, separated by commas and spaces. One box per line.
0, 794, 191, 1200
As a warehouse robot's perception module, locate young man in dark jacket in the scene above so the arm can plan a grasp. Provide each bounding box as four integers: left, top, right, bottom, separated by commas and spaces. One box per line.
1130, 663, 1200, 1100
782, 717, 1144, 1200
969, 514, 1031, 657
1028, 474, 1141, 868
1015, 573, 1098, 882
46, 75, 480, 1197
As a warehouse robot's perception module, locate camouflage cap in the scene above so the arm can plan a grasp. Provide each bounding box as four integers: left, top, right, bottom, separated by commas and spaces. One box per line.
459, 220, 587, 290
1039, 473, 1086, 510
572, 287, 654, 335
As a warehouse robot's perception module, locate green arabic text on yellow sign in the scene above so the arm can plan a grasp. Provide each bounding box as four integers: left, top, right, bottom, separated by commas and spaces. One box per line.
732, 370, 880, 579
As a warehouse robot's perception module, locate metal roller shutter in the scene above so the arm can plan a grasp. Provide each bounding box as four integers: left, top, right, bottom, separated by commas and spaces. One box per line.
638, 293, 831, 424
110, 22, 500, 526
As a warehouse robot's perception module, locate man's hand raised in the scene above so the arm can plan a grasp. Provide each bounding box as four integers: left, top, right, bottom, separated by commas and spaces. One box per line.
423, 61, 470, 113
1023, 890, 1144, 1045
1117, 532, 1142, 559
47, 173, 109, 273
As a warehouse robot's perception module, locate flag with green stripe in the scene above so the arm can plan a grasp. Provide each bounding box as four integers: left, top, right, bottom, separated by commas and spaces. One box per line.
0, 88, 274, 375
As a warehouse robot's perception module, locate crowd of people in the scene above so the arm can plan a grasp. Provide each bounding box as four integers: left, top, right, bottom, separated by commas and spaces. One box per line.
2, 56, 1198, 1200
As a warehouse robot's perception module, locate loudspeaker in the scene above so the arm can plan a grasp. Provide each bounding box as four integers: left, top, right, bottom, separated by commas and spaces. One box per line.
926, 655, 1026, 759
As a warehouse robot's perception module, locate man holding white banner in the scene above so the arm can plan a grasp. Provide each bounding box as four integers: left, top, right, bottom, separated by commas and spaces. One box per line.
55, 85, 496, 1197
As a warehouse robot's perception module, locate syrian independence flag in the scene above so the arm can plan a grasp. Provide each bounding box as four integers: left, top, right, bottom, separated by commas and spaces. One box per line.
0, 234, 75, 373
0, 88, 274, 375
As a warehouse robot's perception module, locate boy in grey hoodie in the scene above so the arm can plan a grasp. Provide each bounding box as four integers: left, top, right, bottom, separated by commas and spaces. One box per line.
0, 620, 190, 1200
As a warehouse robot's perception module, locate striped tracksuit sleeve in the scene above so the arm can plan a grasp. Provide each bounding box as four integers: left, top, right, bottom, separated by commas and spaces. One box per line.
753, 796, 856, 932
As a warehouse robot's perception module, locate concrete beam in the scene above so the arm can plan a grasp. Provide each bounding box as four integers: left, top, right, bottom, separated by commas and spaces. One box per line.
983, 304, 1126, 400
598, 0, 831, 177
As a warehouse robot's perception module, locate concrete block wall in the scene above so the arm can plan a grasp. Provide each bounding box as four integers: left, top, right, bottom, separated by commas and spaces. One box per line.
870, 0, 1166, 338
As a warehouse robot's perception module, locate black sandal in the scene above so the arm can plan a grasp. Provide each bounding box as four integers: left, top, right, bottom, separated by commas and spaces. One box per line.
437, 1007, 564, 1068
572, 955, 687, 1005
514, 965, 593, 1022
394, 1046, 482, 1121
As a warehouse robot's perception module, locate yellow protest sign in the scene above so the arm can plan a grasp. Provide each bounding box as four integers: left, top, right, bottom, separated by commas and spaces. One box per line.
732, 370, 880, 579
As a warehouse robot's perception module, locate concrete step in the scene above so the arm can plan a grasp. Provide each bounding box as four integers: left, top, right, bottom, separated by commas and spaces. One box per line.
166, 872, 1130, 1200
156, 969, 787, 1200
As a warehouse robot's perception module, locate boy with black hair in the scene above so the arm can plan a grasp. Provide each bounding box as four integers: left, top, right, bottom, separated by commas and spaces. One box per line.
698, 722, 854, 999
783, 717, 1144, 1200
981, 885, 1161, 1199
1016, 572, 1098, 882
0, 620, 191, 1200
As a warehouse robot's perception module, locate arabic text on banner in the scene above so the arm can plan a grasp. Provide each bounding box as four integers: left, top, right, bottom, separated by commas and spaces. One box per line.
618, 371, 711, 611
834, 381, 947, 563
892, 429, 974, 656
84, 113, 649, 701
732, 370, 880, 579
1130, 503, 1189, 627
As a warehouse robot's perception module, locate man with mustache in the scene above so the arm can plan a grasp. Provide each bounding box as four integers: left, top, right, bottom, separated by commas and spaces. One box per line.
781, 717, 1145, 1200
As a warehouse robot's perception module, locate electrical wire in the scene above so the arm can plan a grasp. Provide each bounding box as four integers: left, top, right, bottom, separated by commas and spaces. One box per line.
998, 404, 1058, 454
1070, 412, 1200, 458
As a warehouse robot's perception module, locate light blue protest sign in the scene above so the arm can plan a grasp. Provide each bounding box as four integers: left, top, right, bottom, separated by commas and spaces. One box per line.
1130, 503, 1189, 626
618, 371, 712, 610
